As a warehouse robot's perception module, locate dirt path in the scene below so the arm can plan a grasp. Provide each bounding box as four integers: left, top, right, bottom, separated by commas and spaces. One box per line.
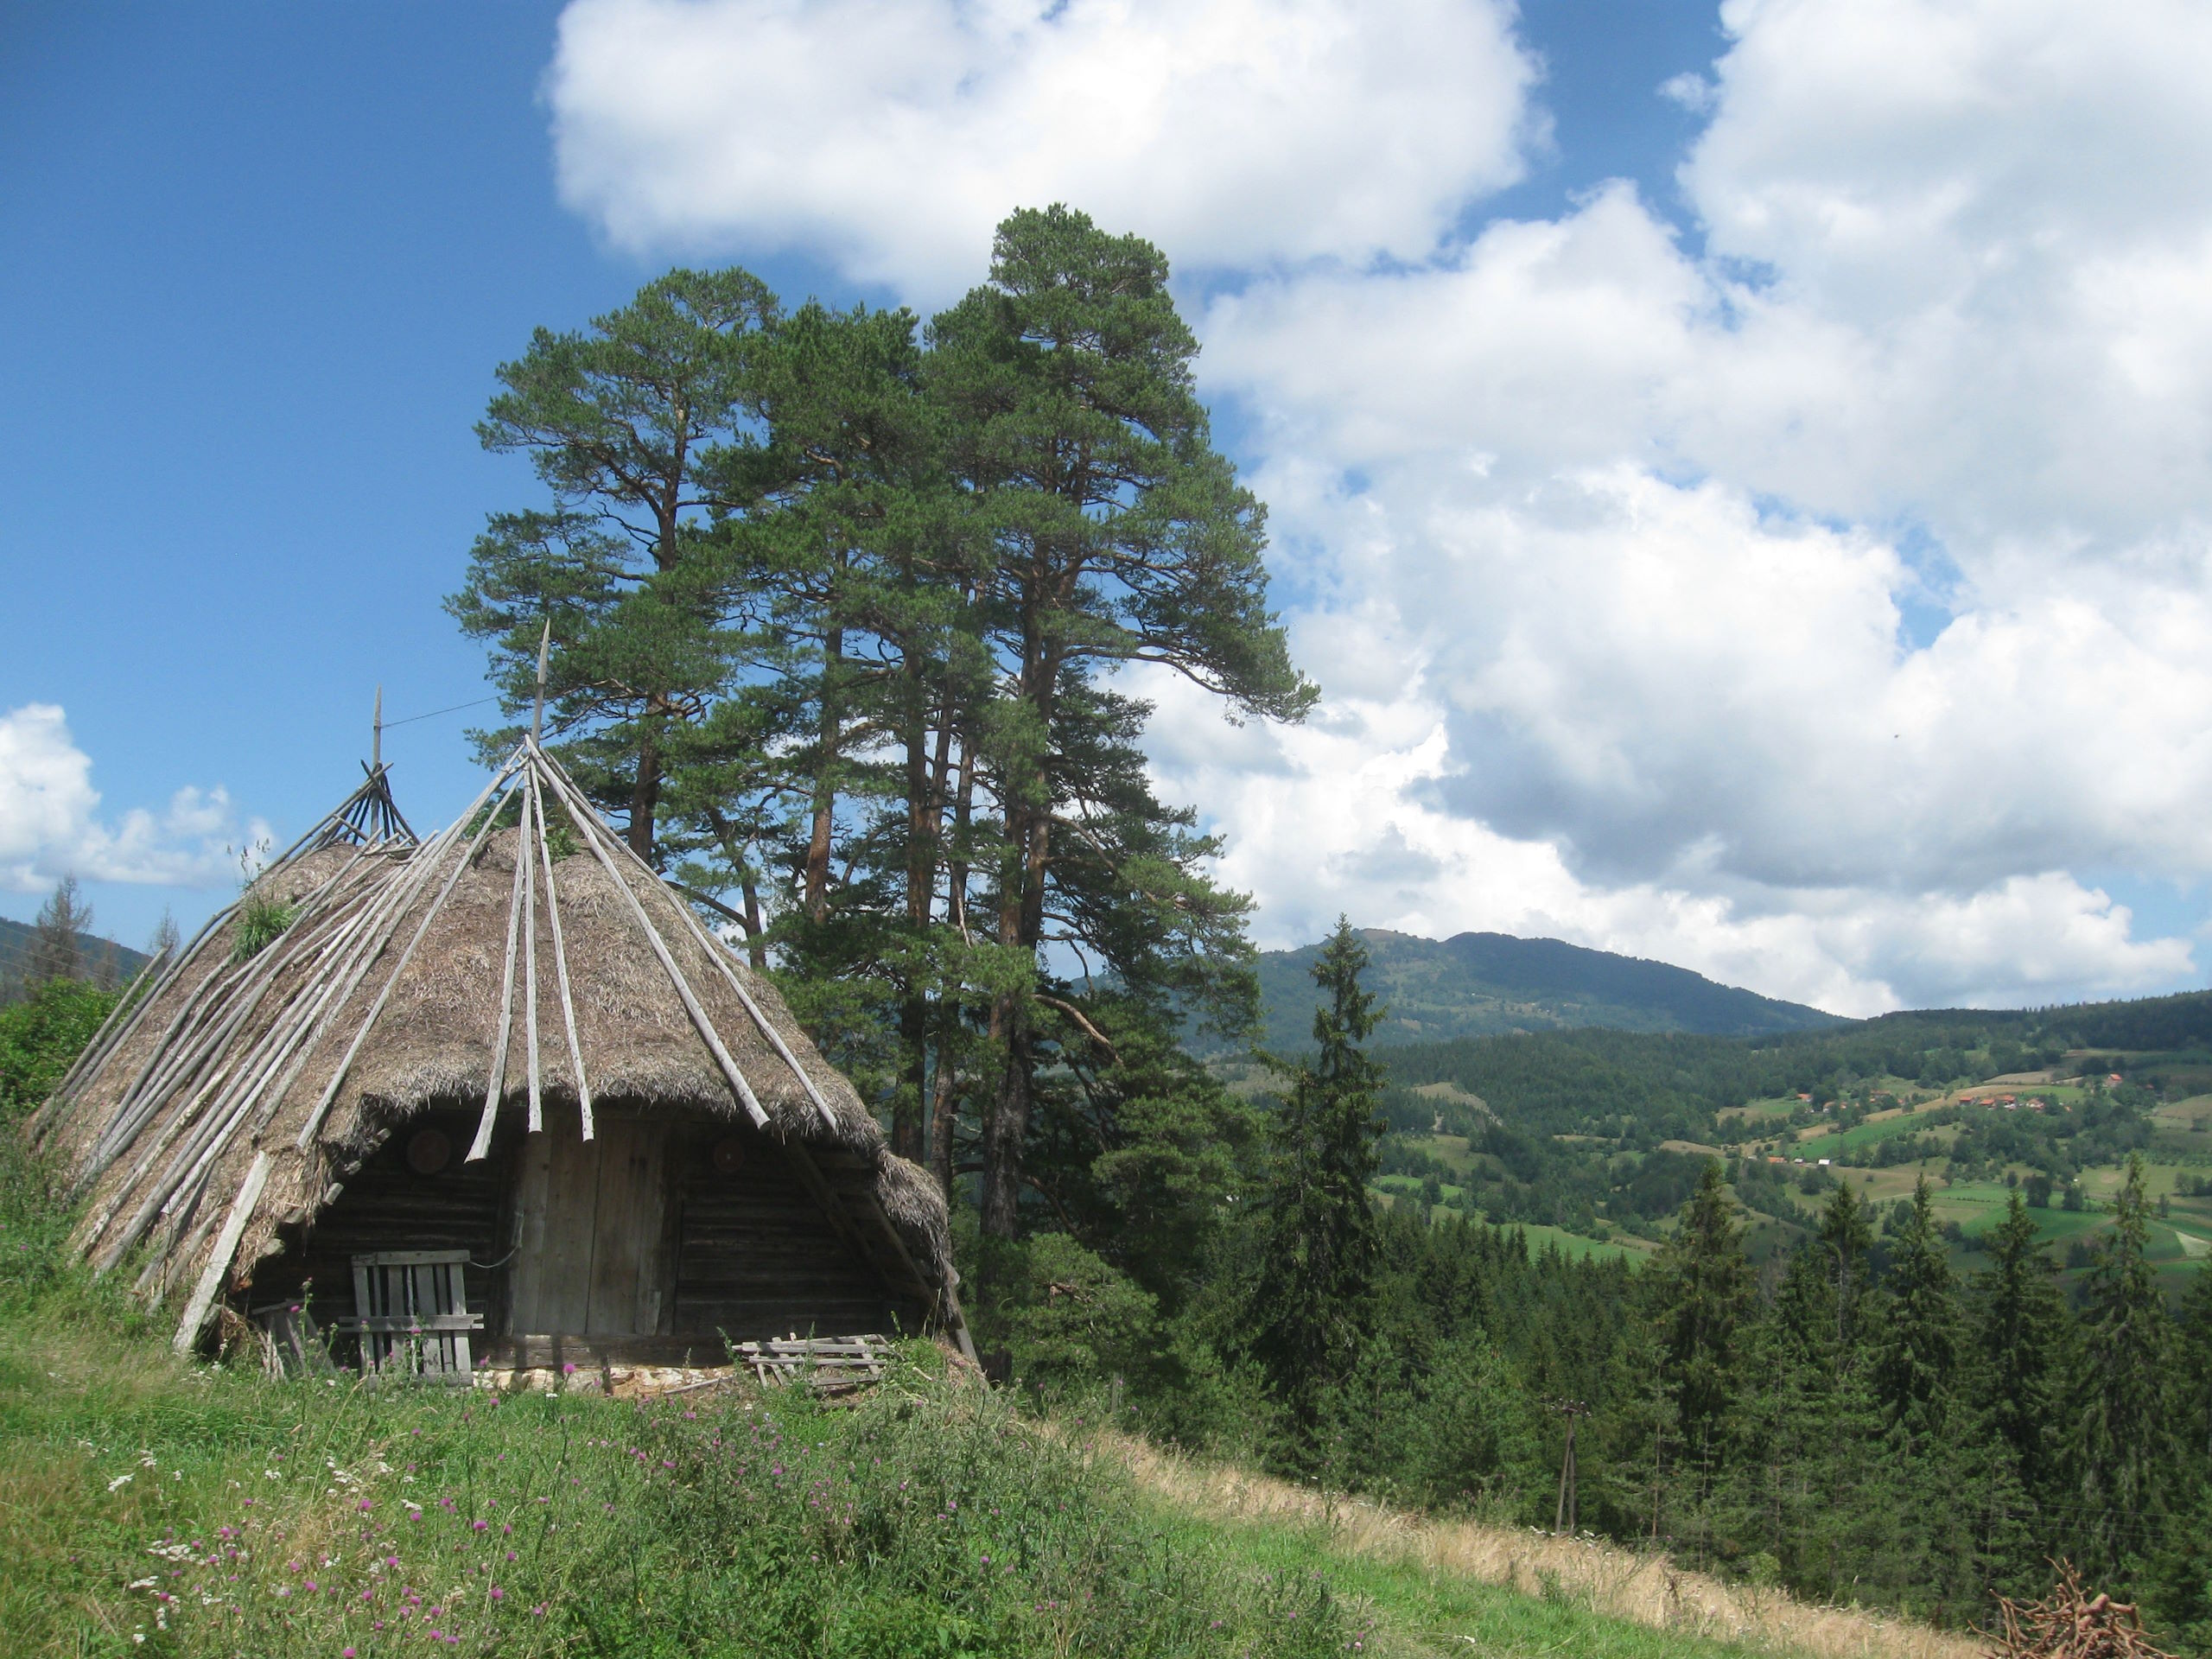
1103, 1433, 1985, 1659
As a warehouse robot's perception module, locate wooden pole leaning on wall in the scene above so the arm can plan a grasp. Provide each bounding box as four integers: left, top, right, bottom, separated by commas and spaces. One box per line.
171, 1150, 271, 1355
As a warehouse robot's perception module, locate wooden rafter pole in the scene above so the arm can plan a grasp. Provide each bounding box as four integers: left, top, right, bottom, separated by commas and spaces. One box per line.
532, 757, 772, 1134
522, 754, 541, 1134
529, 761, 592, 1141
171, 1151, 270, 1355
467, 783, 531, 1164
293, 757, 525, 1154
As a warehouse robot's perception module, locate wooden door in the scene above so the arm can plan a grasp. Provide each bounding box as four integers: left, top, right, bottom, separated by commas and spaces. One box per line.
506, 1118, 672, 1336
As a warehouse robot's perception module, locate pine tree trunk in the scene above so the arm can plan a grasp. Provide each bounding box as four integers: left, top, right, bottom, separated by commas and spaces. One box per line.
981, 994, 1031, 1239
741, 874, 766, 971
804, 623, 843, 923
627, 721, 661, 863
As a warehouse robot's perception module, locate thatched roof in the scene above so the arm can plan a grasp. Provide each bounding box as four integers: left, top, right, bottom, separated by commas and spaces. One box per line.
29, 747, 964, 1358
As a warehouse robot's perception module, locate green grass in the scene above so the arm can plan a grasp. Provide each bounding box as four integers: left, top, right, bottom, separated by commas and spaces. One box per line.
0, 1303, 1362, 1657
1719, 1096, 1802, 1122
1510, 1222, 1656, 1264
1791, 1112, 1936, 1161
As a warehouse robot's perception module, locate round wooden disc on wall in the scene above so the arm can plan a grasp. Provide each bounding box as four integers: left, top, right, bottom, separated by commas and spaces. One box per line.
406, 1128, 452, 1176
711, 1136, 747, 1176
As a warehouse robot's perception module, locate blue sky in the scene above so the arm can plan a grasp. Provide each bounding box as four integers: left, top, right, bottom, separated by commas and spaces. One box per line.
5, 0, 2209, 1015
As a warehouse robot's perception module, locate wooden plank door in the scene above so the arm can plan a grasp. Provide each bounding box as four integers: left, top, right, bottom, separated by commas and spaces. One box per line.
506, 1119, 671, 1337
585, 1119, 669, 1335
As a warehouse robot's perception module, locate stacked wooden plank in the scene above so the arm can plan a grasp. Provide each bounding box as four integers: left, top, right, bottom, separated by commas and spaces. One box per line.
731, 1333, 893, 1394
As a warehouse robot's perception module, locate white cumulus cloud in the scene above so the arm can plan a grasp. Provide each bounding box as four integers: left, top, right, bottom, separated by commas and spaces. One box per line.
0, 704, 267, 893
548, 0, 1537, 297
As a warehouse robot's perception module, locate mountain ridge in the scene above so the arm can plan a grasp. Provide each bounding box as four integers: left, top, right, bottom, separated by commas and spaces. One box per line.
1243, 926, 1841, 1052
0, 915, 152, 994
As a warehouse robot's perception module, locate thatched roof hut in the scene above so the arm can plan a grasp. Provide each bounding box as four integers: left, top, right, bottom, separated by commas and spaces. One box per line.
30, 745, 969, 1377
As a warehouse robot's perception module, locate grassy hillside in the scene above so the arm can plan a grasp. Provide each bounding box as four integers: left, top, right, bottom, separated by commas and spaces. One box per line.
1240, 930, 1840, 1055
0, 1262, 1970, 1659
1358, 991, 2212, 1271
3, 1115, 1961, 1659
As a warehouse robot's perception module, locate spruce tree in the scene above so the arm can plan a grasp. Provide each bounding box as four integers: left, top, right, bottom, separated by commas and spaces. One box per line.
1874, 1175, 1960, 1453
2070, 1154, 2175, 1580
1649, 1161, 1750, 1453
1974, 1190, 2071, 1510
1248, 918, 1384, 1446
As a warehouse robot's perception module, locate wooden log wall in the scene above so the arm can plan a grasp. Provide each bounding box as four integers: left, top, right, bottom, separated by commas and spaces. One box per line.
670, 1130, 895, 1344
251, 1106, 507, 1363
251, 1105, 931, 1372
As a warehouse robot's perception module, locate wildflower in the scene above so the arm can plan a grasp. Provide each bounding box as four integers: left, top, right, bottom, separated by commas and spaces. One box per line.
108, 1474, 133, 1491
490, 1587, 505, 1602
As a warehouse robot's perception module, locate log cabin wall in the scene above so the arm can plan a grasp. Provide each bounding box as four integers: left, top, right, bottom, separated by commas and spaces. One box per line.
256, 1103, 929, 1373
255, 1105, 508, 1361
669, 1128, 896, 1344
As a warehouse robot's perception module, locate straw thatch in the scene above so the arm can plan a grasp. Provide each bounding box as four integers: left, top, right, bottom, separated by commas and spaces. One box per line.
29, 745, 966, 1360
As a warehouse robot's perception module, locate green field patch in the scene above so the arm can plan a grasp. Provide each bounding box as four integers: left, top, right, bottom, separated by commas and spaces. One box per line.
1510, 1221, 1656, 1264
1719, 1096, 1801, 1121
1793, 1111, 1939, 1160
1929, 1181, 2108, 1246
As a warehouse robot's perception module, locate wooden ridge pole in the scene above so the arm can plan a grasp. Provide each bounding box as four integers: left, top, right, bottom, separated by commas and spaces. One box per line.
657, 879, 842, 1136
77, 844, 387, 1205
79, 842, 379, 1180
535, 738, 841, 1137
97, 856, 410, 1271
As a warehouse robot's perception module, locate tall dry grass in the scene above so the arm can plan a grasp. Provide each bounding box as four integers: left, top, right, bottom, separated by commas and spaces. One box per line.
1103, 1432, 1987, 1659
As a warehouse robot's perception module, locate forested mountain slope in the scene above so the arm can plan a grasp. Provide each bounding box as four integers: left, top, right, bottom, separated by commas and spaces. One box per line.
0, 916, 148, 995
1243, 929, 1840, 1053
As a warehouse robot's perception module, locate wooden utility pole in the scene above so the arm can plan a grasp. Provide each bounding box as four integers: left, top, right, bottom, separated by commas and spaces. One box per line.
1553, 1398, 1590, 1535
